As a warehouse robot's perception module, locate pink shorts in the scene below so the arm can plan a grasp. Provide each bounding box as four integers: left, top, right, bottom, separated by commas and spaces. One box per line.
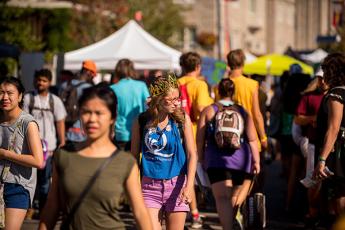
141, 175, 190, 212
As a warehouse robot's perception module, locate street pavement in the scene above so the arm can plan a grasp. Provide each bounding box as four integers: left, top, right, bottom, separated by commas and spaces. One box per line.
22, 160, 321, 230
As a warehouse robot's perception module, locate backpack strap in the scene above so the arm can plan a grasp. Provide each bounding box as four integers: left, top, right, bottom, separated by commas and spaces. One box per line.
28, 91, 35, 114
28, 92, 54, 115
48, 94, 54, 114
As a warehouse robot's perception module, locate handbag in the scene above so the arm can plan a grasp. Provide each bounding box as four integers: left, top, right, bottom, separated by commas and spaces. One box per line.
0, 120, 22, 228
241, 177, 266, 229
60, 149, 120, 230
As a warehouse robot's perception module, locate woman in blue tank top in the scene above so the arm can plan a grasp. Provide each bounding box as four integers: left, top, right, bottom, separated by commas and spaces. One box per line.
131, 73, 197, 230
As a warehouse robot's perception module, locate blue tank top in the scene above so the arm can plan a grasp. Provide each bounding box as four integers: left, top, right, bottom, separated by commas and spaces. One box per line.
141, 119, 187, 179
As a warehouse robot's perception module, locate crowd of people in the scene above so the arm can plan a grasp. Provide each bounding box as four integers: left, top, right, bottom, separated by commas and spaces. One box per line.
1, 49, 345, 230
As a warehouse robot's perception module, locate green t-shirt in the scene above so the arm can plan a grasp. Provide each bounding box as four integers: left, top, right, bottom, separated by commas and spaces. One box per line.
54, 149, 136, 229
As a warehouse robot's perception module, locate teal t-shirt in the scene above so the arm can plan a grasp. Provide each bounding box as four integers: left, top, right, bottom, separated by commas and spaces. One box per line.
110, 78, 149, 142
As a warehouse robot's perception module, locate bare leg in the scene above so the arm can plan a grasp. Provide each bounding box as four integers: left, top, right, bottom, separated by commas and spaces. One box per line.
335, 197, 345, 215
211, 180, 233, 230
5, 208, 27, 230
166, 211, 187, 230
232, 179, 251, 207
189, 186, 198, 212
147, 208, 163, 230
286, 154, 303, 211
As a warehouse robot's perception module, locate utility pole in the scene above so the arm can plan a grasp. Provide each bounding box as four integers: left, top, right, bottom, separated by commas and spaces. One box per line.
216, 0, 223, 60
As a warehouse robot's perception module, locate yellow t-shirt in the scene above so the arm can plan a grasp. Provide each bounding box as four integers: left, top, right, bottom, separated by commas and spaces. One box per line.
178, 76, 213, 135
231, 75, 258, 118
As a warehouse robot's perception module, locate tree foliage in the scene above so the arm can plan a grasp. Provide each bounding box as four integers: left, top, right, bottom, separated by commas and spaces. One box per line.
70, 0, 185, 48
0, 0, 185, 53
0, 6, 73, 52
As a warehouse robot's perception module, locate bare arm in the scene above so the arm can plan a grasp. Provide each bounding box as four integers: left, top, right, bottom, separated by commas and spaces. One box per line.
196, 106, 213, 162
55, 119, 66, 148
0, 121, 43, 169
126, 164, 153, 230
39, 163, 61, 229
314, 100, 343, 178
252, 87, 267, 149
246, 114, 260, 174
181, 114, 198, 200
130, 119, 141, 158
294, 115, 316, 127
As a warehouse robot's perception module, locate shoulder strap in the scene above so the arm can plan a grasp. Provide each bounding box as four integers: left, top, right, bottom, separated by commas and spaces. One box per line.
49, 94, 54, 114
60, 149, 120, 229
28, 92, 35, 114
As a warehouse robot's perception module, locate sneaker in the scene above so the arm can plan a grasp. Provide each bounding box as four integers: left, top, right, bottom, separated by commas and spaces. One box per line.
191, 214, 203, 229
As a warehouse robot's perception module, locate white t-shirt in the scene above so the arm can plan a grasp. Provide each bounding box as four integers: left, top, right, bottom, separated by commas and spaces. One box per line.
23, 92, 67, 151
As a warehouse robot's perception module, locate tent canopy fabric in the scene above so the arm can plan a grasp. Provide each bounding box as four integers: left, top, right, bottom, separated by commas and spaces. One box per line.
64, 20, 182, 71
300, 48, 328, 64
243, 54, 314, 76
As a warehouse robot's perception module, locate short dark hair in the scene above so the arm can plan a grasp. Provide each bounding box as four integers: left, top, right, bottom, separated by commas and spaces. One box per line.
34, 69, 52, 81
179, 52, 201, 74
226, 49, 245, 70
218, 78, 235, 98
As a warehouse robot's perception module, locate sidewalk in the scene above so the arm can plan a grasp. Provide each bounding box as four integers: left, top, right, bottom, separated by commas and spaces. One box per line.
22, 160, 326, 230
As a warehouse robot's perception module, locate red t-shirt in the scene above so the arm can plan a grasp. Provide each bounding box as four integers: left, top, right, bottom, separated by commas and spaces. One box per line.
296, 90, 324, 143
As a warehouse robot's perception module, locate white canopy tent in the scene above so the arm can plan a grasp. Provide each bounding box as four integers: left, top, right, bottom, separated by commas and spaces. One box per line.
63, 20, 182, 71
300, 48, 328, 64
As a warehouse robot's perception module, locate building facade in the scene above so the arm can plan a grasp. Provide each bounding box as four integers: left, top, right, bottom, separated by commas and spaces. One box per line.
177, 0, 334, 59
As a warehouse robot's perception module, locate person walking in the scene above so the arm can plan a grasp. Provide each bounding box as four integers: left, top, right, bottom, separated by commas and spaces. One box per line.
0, 76, 43, 229
23, 69, 66, 215
59, 60, 96, 150
178, 52, 213, 228
39, 85, 152, 230
131, 73, 197, 230
225, 49, 267, 222
196, 78, 260, 229
313, 53, 345, 222
110, 59, 150, 151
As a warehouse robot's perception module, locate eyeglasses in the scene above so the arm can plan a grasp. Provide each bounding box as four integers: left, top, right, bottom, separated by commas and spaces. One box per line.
164, 97, 181, 104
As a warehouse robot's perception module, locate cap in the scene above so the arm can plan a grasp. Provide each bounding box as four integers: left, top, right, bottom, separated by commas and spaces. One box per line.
289, 63, 302, 75
315, 68, 324, 78
82, 60, 97, 77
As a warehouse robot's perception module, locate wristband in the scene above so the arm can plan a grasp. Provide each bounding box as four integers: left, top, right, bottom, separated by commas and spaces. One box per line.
319, 156, 326, 163
260, 136, 267, 142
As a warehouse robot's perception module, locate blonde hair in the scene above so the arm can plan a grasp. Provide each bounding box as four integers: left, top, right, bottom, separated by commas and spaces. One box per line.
146, 82, 185, 128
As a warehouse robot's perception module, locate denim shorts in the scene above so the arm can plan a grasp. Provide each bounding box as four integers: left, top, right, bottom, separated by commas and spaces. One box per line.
141, 175, 189, 212
4, 183, 30, 209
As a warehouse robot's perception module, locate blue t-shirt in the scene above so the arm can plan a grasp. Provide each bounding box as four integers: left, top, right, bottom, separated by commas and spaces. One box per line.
141, 119, 187, 179
110, 78, 149, 142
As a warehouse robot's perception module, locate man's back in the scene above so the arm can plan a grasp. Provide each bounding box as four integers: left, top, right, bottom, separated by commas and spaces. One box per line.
230, 75, 258, 118
178, 76, 213, 121
111, 78, 149, 142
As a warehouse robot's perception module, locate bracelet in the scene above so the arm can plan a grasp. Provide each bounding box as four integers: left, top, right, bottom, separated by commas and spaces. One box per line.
319, 156, 326, 163
260, 136, 268, 142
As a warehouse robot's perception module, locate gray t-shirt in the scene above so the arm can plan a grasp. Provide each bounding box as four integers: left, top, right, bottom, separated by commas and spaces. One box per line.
0, 111, 38, 204
23, 92, 67, 151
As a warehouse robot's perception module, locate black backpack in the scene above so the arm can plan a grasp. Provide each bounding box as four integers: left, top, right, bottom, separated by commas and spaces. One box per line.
59, 81, 86, 128
28, 91, 54, 115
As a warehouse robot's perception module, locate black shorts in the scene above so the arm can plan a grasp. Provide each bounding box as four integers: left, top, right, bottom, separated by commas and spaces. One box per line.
207, 168, 247, 186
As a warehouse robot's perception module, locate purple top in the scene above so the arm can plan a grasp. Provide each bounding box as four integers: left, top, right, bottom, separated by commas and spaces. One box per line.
203, 103, 253, 173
